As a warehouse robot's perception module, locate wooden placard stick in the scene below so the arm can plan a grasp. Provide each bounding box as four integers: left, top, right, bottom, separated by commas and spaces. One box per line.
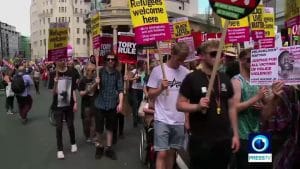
147, 49, 150, 75
124, 63, 128, 94
156, 41, 168, 95
204, 20, 229, 114
94, 48, 100, 89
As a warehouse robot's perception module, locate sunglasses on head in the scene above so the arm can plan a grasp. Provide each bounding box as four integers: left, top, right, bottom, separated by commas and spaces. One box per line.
208, 51, 218, 58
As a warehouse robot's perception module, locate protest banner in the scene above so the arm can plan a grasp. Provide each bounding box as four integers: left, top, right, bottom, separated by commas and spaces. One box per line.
259, 37, 275, 49
97, 33, 113, 66
129, 0, 171, 44
117, 32, 137, 64
177, 36, 198, 62
250, 45, 300, 85
48, 22, 68, 61
249, 5, 265, 40
221, 17, 250, 43
172, 17, 191, 39
264, 7, 275, 38
285, 0, 300, 28
157, 41, 172, 55
91, 12, 101, 49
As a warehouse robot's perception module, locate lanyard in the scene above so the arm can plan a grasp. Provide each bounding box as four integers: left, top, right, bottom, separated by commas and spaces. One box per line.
206, 73, 222, 115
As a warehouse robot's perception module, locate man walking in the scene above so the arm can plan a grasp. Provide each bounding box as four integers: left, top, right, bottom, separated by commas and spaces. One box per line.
94, 54, 123, 160
176, 40, 240, 169
147, 42, 190, 169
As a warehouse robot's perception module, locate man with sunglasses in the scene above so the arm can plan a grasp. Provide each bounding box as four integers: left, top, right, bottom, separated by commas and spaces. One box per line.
94, 54, 123, 160
231, 48, 270, 169
147, 42, 190, 169
177, 40, 240, 169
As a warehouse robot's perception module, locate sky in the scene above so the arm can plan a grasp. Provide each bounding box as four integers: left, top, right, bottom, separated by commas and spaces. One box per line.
0, 0, 31, 36
0, 0, 209, 37
198, 0, 210, 14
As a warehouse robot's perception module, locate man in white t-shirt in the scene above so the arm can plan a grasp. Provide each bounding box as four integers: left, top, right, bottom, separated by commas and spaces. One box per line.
147, 42, 190, 169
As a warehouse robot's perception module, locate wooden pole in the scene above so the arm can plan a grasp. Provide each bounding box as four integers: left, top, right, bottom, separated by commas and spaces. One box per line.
237, 43, 241, 55
147, 49, 150, 75
206, 20, 229, 105
124, 63, 127, 94
156, 41, 168, 95
94, 48, 100, 89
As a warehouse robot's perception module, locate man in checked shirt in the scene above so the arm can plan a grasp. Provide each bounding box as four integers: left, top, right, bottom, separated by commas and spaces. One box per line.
94, 53, 124, 160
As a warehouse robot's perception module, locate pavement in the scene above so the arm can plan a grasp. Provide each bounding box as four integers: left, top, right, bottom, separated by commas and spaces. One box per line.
0, 85, 146, 169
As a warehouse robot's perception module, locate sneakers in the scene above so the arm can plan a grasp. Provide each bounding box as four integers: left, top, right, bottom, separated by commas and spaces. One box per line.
6, 110, 14, 115
57, 151, 65, 159
105, 146, 117, 160
71, 144, 78, 153
95, 146, 104, 159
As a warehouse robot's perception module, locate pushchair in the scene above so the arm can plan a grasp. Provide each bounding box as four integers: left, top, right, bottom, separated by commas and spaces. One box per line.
139, 100, 156, 169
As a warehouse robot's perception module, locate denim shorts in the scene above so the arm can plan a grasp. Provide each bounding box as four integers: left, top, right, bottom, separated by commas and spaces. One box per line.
154, 120, 185, 151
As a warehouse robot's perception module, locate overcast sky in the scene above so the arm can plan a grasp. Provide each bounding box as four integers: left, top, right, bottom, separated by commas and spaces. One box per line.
0, 0, 208, 37
0, 0, 31, 36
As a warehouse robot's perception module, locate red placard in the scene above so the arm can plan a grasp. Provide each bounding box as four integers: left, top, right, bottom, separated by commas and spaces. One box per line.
117, 32, 137, 64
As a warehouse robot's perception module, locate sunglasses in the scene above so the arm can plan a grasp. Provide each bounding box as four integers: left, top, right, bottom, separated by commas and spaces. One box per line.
106, 58, 116, 62
208, 51, 218, 58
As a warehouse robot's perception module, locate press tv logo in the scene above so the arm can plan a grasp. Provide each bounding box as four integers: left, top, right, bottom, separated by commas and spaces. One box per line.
248, 133, 272, 163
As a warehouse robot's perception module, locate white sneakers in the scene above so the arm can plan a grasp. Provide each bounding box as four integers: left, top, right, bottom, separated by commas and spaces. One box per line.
71, 144, 78, 153
57, 144, 78, 159
57, 151, 65, 159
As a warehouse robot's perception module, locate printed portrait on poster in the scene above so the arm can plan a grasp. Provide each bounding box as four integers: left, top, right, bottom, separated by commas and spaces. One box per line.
57, 77, 72, 107
278, 51, 294, 79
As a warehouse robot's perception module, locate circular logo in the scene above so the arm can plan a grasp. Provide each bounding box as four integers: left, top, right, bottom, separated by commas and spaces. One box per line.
251, 135, 269, 152
209, 0, 261, 20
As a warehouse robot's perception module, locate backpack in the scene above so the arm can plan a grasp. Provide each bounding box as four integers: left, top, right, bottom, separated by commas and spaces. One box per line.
11, 74, 25, 94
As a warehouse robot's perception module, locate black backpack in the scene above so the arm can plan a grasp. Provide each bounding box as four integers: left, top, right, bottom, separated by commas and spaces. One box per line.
11, 74, 25, 94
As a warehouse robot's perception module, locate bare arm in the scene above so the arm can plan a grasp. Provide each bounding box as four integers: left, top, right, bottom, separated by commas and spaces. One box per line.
232, 79, 262, 113
176, 94, 201, 113
228, 97, 239, 137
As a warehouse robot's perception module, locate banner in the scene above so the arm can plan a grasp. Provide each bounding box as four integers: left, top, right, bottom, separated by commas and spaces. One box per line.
259, 37, 275, 49
285, 0, 300, 28
172, 17, 191, 39
157, 41, 172, 55
48, 22, 68, 61
177, 36, 198, 62
263, 7, 275, 38
249, 5, 265, 40
91, 12, 101, 49
221, 17, 250, 43
98, 34, 113, 65
250, 46, 300, 85
129, 0, 171, 44
117, 32, 137, 64
2, 59, 15, 70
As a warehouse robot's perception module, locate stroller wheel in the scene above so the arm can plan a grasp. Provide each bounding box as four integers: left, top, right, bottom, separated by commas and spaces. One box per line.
139, 129, 147, 163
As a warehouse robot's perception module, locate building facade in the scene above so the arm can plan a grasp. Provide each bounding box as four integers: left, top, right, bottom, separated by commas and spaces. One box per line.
0, 22, 20, 60
19, 36, 31, 60
30, 0, 91, 60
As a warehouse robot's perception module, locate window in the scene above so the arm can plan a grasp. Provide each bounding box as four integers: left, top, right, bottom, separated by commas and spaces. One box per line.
44, 39, 46, 46
43, 18, 45, 24
75, 8, 78, 13
69, 17, 71, 22
76, 17, 79, 23
61, 17, 64, 22
83, 38, 86, 45
77, 28, 80, 34
83, 28, 85, 34
47, 9, 48, 13
65, 7, 67, 13
75, 0, 77, 4
43, 29, 45, 35
51, 8, 53, 14
48, 18, 50, 23
80, 9, 83, 14
40, 30, 42, 35
76, 38, 80, 45
56, 17, 58, 22
40, 40, 42, 46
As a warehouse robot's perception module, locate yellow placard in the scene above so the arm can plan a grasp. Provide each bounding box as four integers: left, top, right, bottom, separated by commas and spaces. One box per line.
91, 12, 101, 38
129, 0, 169, 27
249, 5, 265, 31
172, 19, 191, 39
221, 17, 249, 28
264, 8, 275, 38
285, 0, 299, 21
48, 27, 68, 50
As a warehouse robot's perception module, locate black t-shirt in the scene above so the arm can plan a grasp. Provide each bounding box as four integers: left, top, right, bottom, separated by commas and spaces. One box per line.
179, 70, 234, 142
52, 69, 77, 111
78, 77, 97, 107
69, 67, 80, 89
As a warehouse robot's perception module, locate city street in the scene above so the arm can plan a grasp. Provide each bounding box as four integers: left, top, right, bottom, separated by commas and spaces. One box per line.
0, 86, 146, 169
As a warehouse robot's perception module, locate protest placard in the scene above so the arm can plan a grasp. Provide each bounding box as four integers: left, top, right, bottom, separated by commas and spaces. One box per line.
259, 37, 275, 49
48, 22, 68, 61
97, 33, 113, 65
177, 36, 198, 62
263, 7, 275, 38
250, 45, 300, 85
129, 0, 171, 44
249, 5, 265, 40
172, 17, 191, 39
221, 17, 250, 43
91, 12, 101, 49
285, 0, 300, 28
157, 41, 172, 55
117, 32, 137, 64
